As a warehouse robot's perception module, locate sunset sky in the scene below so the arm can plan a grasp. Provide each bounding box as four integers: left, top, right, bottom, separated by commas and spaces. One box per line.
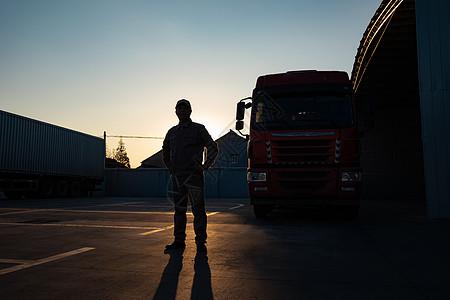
0, 0, 381, 167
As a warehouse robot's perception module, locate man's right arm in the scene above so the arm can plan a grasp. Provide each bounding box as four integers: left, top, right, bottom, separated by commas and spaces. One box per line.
162, 130, 172, 174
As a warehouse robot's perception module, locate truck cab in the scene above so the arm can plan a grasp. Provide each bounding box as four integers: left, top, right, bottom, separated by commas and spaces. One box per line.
236, 70, 361, 218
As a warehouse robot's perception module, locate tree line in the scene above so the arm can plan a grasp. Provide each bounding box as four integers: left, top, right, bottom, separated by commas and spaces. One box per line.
106, 138, 131, 168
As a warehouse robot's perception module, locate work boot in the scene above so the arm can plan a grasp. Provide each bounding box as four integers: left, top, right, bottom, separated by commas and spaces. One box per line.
165, 241, 186, 250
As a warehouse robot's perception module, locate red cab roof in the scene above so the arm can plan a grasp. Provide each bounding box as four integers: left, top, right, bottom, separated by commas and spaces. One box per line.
255, 70, 350, 88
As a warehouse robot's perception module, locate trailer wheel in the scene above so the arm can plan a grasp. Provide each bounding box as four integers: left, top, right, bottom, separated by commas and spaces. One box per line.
70, 181, 81, 197
3, 191, 23, 199
39, 179, 54, 198
254, 205, 272, 218
56, 180, 69, 198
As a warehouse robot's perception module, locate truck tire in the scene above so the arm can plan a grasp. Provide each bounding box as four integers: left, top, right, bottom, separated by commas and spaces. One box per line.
4, 191, 23, 199
56, 180, 69, 198
83, 181, 95, 196
39, 179, 54, 198
334, 205, 359, 219
254, 205, 272, 218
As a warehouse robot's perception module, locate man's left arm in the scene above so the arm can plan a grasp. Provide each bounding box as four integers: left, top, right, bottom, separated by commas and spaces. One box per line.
199, 126, 218, 170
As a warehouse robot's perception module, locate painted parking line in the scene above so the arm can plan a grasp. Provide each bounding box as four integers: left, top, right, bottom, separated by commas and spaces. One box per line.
229, 204, 245, 210
140, 225, 174, 236
9, 208, 175, 215
0, 247, 95, 276
138, 212, 219, 235
0, 222, 165, 231
0, 209, 220, 237
74, 202, 150, 209
0, 209, 43, 216
0, 208, 220, 216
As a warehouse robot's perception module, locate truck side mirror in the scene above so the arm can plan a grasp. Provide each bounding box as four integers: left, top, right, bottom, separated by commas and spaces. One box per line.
236, 102, 246, 121
236, 120, 244, 131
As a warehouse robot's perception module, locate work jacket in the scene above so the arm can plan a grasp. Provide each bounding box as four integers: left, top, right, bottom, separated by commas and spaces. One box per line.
162, 119, 218, 176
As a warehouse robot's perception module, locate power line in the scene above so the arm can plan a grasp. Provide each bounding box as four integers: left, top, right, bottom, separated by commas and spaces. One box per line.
106, 135, 164, 140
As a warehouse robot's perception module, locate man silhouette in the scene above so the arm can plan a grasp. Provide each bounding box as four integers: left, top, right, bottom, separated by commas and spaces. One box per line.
162, 99, 218, 252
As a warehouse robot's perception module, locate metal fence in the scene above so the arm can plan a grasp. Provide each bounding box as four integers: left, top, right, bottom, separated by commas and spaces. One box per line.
104, 168, 248, 199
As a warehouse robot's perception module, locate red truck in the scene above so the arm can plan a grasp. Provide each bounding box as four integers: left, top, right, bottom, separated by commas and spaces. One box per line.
236, 70, 361, 218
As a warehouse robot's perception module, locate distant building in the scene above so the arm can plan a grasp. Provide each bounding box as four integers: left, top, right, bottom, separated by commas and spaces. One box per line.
139, 130, 247, 169
139, 151, 165, 168
213, 130, 247, 168
105, 157, 129, 168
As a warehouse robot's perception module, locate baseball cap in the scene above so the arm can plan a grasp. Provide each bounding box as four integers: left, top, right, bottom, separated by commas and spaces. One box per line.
175, 99, 191, 109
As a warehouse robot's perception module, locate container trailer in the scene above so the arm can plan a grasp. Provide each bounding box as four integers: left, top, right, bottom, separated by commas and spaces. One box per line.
0, 110, 105, 198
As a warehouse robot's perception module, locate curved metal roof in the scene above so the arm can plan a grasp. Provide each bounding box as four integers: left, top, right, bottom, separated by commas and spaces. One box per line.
351, 0, 418, 96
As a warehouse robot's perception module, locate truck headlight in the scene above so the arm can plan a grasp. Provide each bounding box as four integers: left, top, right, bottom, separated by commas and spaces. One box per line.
341, 172, 362, 182
247, 172, 267, 182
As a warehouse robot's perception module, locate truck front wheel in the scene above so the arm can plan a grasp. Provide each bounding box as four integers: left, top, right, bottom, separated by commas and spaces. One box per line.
253, 204, 273, 218
333, 205, 359, 219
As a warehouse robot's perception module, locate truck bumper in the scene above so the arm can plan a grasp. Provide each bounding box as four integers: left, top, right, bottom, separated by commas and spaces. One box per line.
250, 196, 359, 206
248, 166, 361, 207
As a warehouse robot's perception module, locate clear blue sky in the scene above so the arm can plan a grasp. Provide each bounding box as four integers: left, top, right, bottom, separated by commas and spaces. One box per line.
0, 0, 381, 167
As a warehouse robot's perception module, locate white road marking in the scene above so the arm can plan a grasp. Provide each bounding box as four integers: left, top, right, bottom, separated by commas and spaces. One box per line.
0, 208, 219, 215
0, 208, 220, 236
138, 212, 218, 235
0, 209, 42, 216
0, 247, 95, 276
0, 222, 162, 231
80, 201, 146, 208
139, 225, 174, 236
229, 204, 245, 210
19, 208, 175, 215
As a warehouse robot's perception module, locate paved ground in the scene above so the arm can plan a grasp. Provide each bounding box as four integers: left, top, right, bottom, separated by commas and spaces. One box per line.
0, 196, 449, 299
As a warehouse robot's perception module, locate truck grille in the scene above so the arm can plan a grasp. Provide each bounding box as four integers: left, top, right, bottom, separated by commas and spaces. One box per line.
271, 139, 335, 164
265, 134, 339, 195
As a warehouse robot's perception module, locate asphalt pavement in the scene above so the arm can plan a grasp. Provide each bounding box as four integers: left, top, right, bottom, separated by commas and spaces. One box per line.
0, 196, 449, 299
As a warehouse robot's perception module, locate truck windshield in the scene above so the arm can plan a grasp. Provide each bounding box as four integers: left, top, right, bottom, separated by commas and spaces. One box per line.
251, 92, 354, 130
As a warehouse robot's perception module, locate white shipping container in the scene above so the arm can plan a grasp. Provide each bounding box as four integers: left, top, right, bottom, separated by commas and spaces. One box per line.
0, 110, 105, 178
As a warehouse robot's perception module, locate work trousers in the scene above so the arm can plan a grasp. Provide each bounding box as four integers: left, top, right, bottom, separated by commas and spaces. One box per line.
172, 174, 207, 245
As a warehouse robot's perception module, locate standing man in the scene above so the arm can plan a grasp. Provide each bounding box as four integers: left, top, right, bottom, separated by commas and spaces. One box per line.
162, 99, 218, 252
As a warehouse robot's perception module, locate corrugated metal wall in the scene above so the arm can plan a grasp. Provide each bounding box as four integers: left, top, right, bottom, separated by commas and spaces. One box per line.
416, 0, 450, 218
0, 110, 105, 178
